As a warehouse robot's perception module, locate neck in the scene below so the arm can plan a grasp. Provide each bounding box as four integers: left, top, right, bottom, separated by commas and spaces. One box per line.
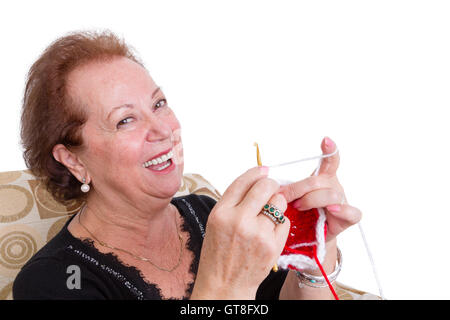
79, 188, 178, 252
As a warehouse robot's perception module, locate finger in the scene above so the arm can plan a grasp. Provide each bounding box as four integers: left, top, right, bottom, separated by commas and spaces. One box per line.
221, 166, 269, 207
238, 177, 280, 217
256, 192, 287, 230
278, 175, 333, 204
317, 137, 340, 176
326, 203, 362, 227
291, 188, 344, 211
273, 216, 290, 260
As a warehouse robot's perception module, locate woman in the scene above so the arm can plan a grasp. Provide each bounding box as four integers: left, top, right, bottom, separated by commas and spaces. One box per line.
12, 30, 361, 300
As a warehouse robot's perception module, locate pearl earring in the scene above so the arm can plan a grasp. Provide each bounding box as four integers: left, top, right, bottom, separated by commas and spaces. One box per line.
81, 178, 90, 193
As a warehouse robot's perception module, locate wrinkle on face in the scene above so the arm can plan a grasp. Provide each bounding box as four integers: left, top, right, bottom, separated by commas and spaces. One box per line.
65, 57, 184, 201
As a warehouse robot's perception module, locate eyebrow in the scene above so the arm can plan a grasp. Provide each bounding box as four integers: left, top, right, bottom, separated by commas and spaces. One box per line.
152, 86, 162, 98
106, 87, 162, 121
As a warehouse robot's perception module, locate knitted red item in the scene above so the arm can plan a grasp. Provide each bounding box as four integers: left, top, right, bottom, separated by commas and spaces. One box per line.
279, 204, 339, 300
277, 203, 327, 271
253, 142, 333, 272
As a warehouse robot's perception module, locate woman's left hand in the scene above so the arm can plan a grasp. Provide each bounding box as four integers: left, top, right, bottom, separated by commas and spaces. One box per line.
279, 137, 362, 242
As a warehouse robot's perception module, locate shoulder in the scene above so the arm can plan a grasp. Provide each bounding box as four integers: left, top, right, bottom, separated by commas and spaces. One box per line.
12, 225, 110, 300
13, 255, 106, 300
171, 194, 218, 239
172, 194, 217, 217
189, 194, 218, 211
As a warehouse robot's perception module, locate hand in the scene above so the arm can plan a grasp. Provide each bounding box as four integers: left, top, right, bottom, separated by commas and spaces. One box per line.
279, 137, 362, 243
192, 166, 290, 299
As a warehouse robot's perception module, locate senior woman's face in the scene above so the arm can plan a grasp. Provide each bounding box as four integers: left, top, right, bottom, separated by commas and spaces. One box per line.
67, 57, 183, 199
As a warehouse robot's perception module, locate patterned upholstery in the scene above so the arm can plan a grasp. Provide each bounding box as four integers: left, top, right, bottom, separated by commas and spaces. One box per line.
0, 169, 378, 300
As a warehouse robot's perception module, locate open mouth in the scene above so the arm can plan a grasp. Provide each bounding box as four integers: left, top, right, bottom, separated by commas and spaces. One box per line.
143, 150, 174, 172
149, 158, 172, 171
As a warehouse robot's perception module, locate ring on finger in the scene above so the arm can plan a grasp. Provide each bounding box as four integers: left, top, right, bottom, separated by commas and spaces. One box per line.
260, 210, 281, 225
261, 203, 285, 224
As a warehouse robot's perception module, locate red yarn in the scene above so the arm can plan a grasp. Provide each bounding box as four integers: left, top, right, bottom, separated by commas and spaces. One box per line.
282, 204, 325, 260
313, 246, 339, 300
282, 203, 339, 300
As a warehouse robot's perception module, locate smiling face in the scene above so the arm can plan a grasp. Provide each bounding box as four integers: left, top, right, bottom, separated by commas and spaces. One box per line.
67, 57, 184, 202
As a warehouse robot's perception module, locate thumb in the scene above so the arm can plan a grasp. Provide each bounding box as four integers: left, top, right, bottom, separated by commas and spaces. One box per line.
316, 137, 340, 176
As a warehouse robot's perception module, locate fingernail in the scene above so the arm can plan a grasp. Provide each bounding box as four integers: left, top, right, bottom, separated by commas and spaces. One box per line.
291, 199, 301, 209
324, 137, 335, 149
326, 204, 341, 212
259, 166, 269, 175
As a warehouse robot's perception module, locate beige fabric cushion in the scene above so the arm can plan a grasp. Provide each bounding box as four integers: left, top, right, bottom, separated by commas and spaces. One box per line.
0, 170, 378, 300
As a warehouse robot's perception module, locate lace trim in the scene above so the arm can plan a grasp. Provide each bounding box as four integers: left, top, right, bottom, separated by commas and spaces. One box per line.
66, 244, 145, 300
181, 198, 205, 238
65, 197, 204, 300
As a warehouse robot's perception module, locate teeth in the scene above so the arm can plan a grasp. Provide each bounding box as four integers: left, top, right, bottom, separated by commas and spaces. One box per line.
143, 150, 174, 168
154, 161, 171, 171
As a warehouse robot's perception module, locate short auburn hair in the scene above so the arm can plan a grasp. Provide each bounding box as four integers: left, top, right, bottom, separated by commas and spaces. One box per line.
20, 30, 143, 204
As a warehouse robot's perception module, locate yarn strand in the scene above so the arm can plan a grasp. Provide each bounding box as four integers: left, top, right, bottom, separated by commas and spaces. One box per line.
267, 145, 385, 300
313, 246, 340, 300
358, 221, 385, 300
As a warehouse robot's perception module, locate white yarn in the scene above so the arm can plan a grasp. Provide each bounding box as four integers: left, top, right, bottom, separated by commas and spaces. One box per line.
277, 210, 327, 270
268, 147, 385, 298
358, 221, 386, 300
274, 149, 336, 270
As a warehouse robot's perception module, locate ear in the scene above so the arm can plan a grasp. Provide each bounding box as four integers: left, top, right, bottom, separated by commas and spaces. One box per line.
52, 144, 90, 184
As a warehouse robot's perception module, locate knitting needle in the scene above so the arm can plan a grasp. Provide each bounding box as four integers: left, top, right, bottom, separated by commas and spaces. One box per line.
254, 142, 278, 273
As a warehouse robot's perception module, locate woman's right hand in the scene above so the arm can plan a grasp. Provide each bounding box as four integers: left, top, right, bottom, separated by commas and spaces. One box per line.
191, 166, 291, 299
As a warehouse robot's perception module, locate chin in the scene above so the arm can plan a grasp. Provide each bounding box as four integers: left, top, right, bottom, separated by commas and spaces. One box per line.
160, 165, 184, 198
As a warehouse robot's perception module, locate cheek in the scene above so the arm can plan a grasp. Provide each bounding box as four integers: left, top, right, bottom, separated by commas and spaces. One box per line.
115, 137, 142, 163
81, 121, 138, 168
170, 119, 184, 167
167, 110, 181, 133
90, 133, 142, 169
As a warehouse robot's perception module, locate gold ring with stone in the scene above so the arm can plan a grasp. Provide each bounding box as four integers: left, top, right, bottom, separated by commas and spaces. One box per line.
261, 203, 285, 224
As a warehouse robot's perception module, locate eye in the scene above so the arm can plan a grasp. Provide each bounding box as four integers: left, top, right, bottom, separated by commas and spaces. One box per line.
154, 98, 167, 109
116, 117, 134, 128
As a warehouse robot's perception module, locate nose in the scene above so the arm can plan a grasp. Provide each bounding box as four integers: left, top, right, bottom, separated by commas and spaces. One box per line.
144, 116, 172, 143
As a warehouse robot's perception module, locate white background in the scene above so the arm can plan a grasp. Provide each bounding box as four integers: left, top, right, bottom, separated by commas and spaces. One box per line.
1, 0, 449, 299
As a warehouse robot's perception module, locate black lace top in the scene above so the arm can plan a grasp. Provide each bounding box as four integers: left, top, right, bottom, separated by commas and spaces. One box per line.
12, 194, 288, 300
